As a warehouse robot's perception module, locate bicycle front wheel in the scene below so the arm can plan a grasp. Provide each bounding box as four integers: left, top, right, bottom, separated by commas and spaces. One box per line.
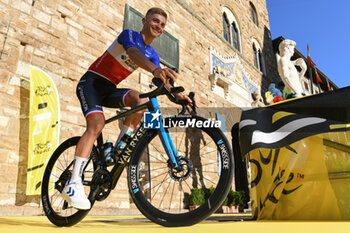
41, 137, 98, 226
128, 115, 234, 226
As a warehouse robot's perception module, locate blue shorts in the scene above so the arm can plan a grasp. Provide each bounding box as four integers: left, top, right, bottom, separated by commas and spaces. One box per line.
76, 71, 132, 118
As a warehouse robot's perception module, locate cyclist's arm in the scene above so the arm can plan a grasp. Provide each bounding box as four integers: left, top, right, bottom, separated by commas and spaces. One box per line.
126, 47, 177, 83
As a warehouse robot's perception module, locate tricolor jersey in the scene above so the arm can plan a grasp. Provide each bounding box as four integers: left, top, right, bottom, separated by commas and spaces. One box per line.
88, 29, 161, 85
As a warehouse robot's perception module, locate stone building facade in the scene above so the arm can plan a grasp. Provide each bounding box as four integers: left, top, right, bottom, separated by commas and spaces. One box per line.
0, 0, 279, 216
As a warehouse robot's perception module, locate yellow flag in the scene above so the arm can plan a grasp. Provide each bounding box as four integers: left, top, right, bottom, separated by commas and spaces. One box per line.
250, 135, 342, 220
27, 66, 60, 195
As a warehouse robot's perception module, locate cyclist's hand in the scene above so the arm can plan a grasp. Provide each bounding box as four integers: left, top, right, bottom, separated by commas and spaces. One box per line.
175, 93, 192, 104
175, 93, 197, 114
152, 68, 177, 84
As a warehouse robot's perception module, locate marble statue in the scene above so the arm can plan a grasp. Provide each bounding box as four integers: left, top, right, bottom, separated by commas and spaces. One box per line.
277, 39, 307, 97
251, 90, 265, 107
213, 65, 229, 77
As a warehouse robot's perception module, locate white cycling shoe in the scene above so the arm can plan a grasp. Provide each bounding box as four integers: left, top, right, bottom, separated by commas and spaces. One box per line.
62, 181, 91, 210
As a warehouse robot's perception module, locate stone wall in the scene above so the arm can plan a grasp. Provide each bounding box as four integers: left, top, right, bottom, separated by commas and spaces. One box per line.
0, 0, 278, 216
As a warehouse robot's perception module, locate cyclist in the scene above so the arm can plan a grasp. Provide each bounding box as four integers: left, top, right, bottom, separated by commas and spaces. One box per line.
62, 7, 192, 209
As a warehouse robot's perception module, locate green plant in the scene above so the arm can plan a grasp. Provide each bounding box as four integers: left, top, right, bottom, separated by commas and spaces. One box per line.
204, 187, 215, 199
227, 189, 235, 206
204, 187, 229, 206
189, 188, 205, 206
233, 190, 246, 206
225, 190, 247, 207
222, 195, 229, 206
189, 188, 246, 208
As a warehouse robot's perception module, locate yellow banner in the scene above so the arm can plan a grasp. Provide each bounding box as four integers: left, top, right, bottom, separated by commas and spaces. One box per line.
250, 133, 350, 220
27, 66, 60, 195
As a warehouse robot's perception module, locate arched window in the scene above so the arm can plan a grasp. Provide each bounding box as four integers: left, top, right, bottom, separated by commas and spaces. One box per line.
222, 7, 241, 52
252, 38, 265, 74
223, 14, 230, 43
231, 21, 239, 50
250, 2, 258, 26
253, 43, 259, 68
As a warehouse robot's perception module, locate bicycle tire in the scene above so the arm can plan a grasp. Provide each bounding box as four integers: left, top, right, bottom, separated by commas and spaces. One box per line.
128, 115, 234, 226
41, 136, 98, 226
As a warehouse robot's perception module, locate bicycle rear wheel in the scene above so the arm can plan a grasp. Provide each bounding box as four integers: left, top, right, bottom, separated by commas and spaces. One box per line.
128, 115, 234, 226
41, 137, 98, 226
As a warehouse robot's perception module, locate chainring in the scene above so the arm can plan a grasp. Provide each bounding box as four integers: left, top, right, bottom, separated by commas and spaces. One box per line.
89, 168, 112, 201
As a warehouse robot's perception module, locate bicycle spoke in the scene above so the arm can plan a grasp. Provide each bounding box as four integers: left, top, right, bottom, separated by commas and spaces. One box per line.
158, 178, 173, 209
149, 166, 168, 172
55, 166, 65, 173
50, 173, 60, 179
57, 159, 65, 172
199, 139, 214, 152
149, 152, 167, 164
199, 149, 218, 157
151, 172, 170, 200
168, 180, 176, 211
147, 161, 168, 164
63, 151, 69, 167
200, 175, 217, 185
178, 182, 184, 213
147, 177, 165, 194
183, 178, 192, 191
150, 143, 168, 162
50, 190, 60, 206
149, 170, 169, 181
200, 161, 219, 167
200, 170, 220, 174
173, 131, 186, 152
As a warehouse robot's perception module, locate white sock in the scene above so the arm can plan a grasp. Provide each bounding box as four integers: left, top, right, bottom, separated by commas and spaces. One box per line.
115, 125, 134, 146
70, 156, 88, 183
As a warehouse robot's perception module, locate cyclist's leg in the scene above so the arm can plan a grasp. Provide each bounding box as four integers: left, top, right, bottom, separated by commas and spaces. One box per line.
75, 114, 105, 161
123, 90, 148, 129
104, 89, 148, 142
64, 72, 112, 209
62, 114, 104, 209
41, 136, 98, 226
75, 71, 115, 159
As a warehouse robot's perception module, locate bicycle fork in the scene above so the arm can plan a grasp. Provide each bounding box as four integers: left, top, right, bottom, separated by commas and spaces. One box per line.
149, 98, 181, 169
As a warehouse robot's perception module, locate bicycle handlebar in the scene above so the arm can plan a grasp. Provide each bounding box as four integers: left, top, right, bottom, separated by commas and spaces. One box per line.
139, 77, 184, 101
139, 77, 197, 115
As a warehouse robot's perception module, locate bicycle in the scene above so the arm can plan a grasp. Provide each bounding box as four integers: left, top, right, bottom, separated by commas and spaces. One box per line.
41, 79, 234, 227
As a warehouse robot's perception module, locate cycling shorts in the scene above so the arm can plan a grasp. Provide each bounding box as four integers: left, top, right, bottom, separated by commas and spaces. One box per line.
76, 71, 132, 118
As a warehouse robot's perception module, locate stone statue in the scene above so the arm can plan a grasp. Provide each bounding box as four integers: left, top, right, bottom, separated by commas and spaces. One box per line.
277, 39, 307, 97
251, 90, 265, 107
252, 91, 265, 107
213, 65, 229, 77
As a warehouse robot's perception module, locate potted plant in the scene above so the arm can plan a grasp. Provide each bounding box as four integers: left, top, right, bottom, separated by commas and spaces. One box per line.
232, 190, 246, 213
217, 190, 246, 213
215, 189, 230, 213
188, 188, 205, 211
188, 188, 246, 213
227, 189, 239, 213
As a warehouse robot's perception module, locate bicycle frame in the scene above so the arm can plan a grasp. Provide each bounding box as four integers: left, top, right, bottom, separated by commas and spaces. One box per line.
96, 96, 180, 190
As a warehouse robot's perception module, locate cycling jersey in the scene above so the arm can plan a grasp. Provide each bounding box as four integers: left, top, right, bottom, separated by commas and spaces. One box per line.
88, 29, 161, 85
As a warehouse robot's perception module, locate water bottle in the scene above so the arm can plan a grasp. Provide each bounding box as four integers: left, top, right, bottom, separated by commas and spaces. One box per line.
103, 139, 114, 165
115, 132, 133, 155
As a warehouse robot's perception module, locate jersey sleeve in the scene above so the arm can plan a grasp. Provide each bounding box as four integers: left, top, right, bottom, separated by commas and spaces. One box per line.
151, 52, 161, 68
117, 29, 137, 50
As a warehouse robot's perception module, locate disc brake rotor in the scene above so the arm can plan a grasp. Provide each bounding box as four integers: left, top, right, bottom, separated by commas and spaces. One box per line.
168, 156, 193, 181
